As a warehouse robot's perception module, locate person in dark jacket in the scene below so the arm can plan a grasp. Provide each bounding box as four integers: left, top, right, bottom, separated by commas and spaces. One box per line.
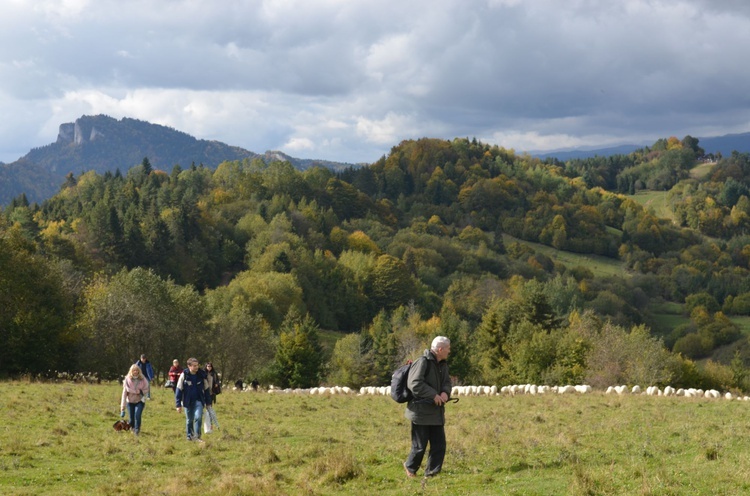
403, 336, 452, 478
203, 362, 220, 432
175, 357, 212, 442
135, 354, 155, 399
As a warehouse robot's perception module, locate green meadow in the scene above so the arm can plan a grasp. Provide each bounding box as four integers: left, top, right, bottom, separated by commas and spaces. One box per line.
629, 191, 675, 222
3, 382, 750, 495
502, 234, 626, 279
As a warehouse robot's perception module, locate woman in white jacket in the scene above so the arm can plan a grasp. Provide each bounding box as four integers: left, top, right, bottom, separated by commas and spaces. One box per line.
120, 363, 150, 435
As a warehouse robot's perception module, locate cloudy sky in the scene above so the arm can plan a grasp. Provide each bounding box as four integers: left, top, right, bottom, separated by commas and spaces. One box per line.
1, 0, 750, 165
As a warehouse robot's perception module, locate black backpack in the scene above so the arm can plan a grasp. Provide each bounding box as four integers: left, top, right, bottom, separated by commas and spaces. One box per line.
390, 360, 417, 403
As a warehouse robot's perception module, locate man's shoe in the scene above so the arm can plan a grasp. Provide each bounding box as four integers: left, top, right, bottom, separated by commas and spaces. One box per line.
403, 462, 416, 478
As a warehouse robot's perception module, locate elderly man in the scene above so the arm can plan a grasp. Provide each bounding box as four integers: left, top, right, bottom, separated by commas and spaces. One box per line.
403, 336, 452, 478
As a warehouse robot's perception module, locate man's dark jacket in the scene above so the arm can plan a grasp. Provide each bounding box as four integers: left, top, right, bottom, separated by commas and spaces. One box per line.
405, 349, 452, 425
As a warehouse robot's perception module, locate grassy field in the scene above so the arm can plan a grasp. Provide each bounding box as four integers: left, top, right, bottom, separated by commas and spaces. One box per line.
502, 234, 626, 279
629, 191, 675, 222
3, 382, 750, 495
690, 162, 715, 180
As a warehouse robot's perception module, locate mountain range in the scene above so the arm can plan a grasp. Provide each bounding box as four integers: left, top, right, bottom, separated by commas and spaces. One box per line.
0, 115, 357, 206
2, 114, 750, 206
533, 133, 750, 161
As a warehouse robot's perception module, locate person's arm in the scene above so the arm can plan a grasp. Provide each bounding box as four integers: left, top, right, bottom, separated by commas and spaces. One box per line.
203, 375, 212, 406
440, 363, 451, 402
120, 381, 127, 412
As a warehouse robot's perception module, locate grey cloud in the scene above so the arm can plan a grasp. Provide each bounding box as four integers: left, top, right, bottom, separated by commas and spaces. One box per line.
1, 0, 750, 164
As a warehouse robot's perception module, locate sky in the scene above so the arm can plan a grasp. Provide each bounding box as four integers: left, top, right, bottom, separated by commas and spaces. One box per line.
2, 0, 750, 165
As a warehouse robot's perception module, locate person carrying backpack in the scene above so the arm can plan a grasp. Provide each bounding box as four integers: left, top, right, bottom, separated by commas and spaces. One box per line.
175, 357, 212, 442
403, 336, 452, 478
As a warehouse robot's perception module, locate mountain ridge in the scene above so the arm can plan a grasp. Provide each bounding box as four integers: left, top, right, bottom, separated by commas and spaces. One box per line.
532, 133, 750, 161
0, 115, 357, 205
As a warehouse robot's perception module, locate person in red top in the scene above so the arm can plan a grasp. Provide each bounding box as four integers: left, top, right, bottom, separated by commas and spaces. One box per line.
167, 359, 181, 392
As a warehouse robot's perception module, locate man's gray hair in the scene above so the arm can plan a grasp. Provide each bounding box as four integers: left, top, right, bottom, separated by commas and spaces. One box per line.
431, 336, 451, 351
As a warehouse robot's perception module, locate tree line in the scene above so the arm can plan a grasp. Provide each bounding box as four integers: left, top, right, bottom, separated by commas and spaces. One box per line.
3, 137, 750, 391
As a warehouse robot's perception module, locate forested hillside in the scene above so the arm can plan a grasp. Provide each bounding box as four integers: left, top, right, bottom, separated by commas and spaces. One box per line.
3, 136, 750, 393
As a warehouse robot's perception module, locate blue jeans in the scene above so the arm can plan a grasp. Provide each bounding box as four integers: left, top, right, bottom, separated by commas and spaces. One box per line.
127, 401, 145, 432
184, 401, 204, 439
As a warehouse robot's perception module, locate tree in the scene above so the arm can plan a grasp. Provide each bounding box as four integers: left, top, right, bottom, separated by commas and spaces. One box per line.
436, 309, 472, 381
75, 267, 206, 378
273, 311, 323, 388
327, 333, 371, 388
584, 322, 680, 388
206, 307, 274, 384
141, 157, 153, 175
370, 254, 416, 311
0, 224, 76, 375
681, 135, 704, 157
473, 298, 522, 384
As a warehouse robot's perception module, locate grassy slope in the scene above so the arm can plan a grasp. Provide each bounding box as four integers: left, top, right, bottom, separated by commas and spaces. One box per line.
630, 190, 675, 222
690, 161, 715, 180
502, 234, 626, 279
2, 382, 750, 495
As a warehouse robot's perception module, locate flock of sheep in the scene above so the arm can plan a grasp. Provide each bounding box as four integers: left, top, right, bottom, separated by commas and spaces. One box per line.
242, 383, 750, 401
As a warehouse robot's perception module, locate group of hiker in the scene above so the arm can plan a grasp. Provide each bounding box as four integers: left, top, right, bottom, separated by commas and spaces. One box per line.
119, 354, 222, 441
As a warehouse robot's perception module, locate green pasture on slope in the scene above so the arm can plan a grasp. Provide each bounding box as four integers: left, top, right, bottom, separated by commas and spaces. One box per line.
690, 162, 715, 180
3, 381, 750, 495
502, 234, 626, 279
629, 190, 675, 222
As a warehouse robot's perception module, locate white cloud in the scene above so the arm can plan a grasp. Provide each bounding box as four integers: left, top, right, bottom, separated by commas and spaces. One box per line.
283, 137, 315, 152
356, 112, 419, 146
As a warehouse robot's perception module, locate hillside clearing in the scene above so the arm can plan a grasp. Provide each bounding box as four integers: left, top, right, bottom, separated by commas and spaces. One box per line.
502, 234, 626, 278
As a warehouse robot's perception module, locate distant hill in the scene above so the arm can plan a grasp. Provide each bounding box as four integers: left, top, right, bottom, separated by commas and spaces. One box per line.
533, 132, 750, 161
0, 115, 357, 206
534, 144, 643, 161
696, 132, 750, 157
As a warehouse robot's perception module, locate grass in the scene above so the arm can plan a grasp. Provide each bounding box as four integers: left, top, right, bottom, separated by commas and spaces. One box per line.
730, 316, 750, 336
629, 191, 675, 222
503, 234, 626, 279
3, 382, 750, 495
690, 162, 715, 180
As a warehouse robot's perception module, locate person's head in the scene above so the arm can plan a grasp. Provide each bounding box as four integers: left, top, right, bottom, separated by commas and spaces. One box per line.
140, 354, 147, 363
173, 359, 179, 366
128, 364, 142, 379
431, 336, 451, 361
205, 362, 213, 372
187, 357, 200, 373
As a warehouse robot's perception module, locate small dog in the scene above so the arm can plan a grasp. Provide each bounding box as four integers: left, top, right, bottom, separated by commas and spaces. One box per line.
113, 420, 131, 432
